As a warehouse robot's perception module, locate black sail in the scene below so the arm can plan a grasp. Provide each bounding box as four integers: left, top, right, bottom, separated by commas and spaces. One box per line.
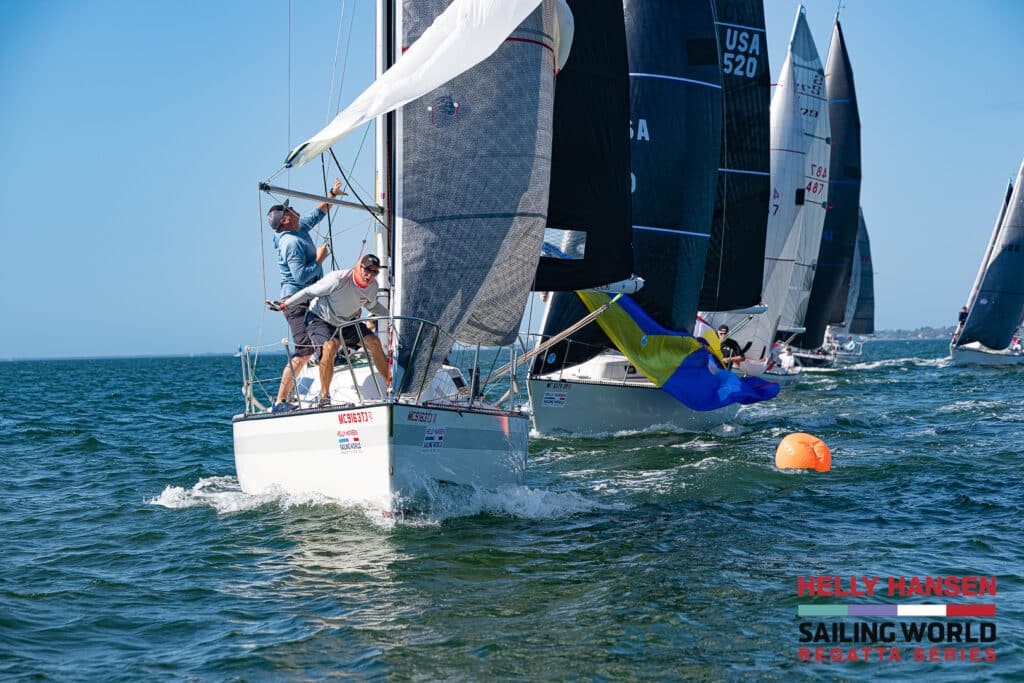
699, 0, 770, 311
794, 18, 861, 349
534, 0, 632, 292
849, 209, 874, 334
626, 0, 723, 330
533, 0, 722, 375
958, 158, 1024, 350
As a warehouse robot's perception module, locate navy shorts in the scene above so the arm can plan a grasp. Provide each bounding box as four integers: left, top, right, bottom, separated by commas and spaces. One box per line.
305, 311, 372, 351
283, 302, 313, 358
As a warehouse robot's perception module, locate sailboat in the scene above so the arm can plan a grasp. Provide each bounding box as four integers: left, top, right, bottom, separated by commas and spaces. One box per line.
527, 0, 778, 435
708, 4, 816, 384
823, 207, 873, 363
950, 157, 1024, 366
233, 0, 565, 512
773, 6, 832, 371
789, 15, 860, 369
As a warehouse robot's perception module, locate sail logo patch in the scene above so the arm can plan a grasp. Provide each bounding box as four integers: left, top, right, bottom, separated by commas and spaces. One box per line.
337, 428, 362, 452
422, 427, 446, 451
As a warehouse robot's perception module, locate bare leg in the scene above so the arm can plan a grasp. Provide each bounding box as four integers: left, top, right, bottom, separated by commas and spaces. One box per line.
364, 333, 390, 382
320, 338, 340, 398
277, 354, 310, 403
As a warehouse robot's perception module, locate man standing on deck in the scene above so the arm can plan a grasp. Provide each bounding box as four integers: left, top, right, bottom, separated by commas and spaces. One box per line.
267, 178, 343, 413
281, 254, 390, 409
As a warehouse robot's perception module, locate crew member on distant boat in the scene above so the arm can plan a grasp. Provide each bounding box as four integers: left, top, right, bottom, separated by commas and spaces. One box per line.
281, 254, 390, 408
717, 325, 748, 368
267, 178, 343, 413
780, 346, 796, 370
954, 305, 969, 340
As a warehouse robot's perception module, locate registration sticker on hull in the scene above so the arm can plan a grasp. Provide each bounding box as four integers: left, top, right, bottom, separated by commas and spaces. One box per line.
542, 383, 569, 408
422, 427, 446, 451
338, 428, 362, 452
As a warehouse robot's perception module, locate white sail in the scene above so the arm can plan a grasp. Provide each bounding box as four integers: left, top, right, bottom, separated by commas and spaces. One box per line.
777, 7, 831, 335
285, 0, 543, 168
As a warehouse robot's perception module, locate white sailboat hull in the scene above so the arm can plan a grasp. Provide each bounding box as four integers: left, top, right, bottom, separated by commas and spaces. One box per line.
527, 378, 739, 435
790, 348, 836, 369
950, 343, 1024, 366
233, 403, 527, 512
736, 359, 801, 387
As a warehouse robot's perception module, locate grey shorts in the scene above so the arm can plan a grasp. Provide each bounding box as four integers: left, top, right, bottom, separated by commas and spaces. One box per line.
283, 302, 313, 357
305, 312, 372, 350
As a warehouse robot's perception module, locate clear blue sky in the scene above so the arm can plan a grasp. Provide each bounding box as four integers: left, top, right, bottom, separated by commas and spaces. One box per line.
1, 0, 1021, 359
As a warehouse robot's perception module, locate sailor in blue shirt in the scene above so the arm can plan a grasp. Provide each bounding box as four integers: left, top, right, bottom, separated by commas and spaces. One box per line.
267, 178, 342, 411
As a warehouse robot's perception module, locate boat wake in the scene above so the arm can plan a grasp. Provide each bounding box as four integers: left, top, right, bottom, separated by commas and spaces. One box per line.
148, 476, 603, 525
148, 476, 346, 514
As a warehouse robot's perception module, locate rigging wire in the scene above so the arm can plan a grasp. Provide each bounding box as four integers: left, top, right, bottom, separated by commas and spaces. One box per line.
287, 0, 292, 168
330, 148, 387, 229
334, 0, 359, 116
326, 0, 348, 124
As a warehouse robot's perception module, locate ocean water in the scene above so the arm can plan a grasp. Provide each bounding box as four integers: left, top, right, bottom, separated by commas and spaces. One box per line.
1, 339, 1021, 680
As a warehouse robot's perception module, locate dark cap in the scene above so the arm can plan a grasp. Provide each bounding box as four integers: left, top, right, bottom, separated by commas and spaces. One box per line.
360, 253, 381, 273
717, 325, 729, 333
267, 199, 295, 231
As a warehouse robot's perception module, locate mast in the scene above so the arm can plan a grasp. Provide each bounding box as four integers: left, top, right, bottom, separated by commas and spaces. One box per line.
375, 0, 396, 316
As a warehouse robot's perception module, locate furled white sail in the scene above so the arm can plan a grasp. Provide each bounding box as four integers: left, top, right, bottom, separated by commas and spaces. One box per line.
285, 0, 544, 168
777, 7, 831, 335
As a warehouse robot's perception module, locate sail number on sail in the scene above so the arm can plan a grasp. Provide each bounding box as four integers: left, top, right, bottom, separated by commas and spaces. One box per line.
721, 28, 762, 78
806, 163, 828, 199
630, 118, 650, 194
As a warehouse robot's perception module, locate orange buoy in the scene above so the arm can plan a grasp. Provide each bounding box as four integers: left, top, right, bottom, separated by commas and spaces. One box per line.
775, 433, 831, 472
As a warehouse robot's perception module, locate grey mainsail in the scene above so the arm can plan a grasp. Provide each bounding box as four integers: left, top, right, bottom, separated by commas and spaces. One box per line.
394, 1, 556, 354
957, 158, 1024, 350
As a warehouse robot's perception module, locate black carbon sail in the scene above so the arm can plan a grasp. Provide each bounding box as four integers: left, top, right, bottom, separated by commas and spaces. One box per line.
794, 17, 860, 349
849, 209, 874, 334
957, 158, 1024, 350
533, 0, 632, 292
533, 0, 722, 375
700, 0, 770, 311
626, 0, 723, 330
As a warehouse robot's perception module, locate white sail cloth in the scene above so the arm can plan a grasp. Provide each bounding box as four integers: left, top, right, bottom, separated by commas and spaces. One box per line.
286, 0, 551, 168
